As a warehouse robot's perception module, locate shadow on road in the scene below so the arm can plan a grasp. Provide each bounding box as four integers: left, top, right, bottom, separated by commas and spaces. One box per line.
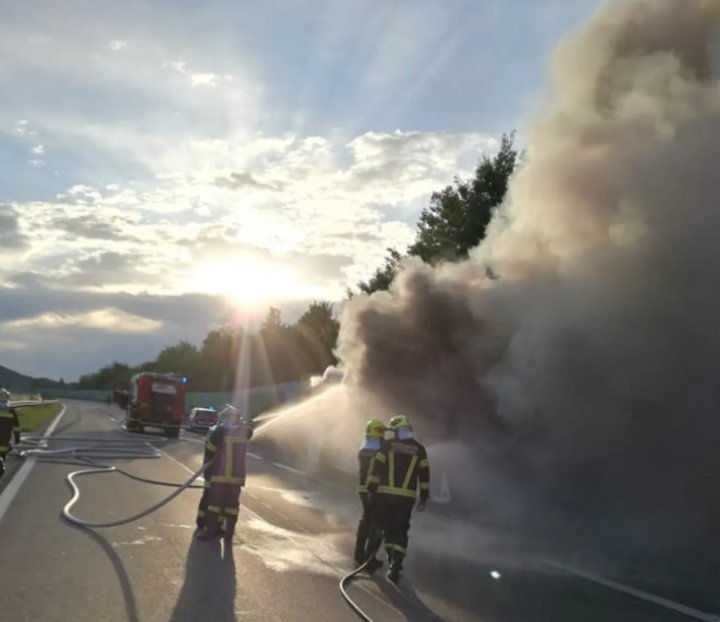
376, 579, 446, 621
169, 538, 237, 622
66, 523, 140, 622
52, 406, 81, 436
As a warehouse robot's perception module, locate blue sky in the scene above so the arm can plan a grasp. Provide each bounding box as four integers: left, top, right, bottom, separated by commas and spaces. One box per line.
0, 0, 603, 379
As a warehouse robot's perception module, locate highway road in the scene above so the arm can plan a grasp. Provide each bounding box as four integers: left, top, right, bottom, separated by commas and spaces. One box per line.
0, 400, 716, 622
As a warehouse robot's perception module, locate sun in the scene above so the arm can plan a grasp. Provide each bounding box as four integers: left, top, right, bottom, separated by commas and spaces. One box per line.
186, 259, 308, 308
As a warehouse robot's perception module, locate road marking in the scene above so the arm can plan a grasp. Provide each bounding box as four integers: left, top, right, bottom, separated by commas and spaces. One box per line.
271, 461, 306, 476
544, 560, 720, 621
180, 435, 205, 445
0, 404, 67, 526
247, 452, 263, 460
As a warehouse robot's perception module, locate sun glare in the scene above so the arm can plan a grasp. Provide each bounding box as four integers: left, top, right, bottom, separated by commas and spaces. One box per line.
187, 259, 309, 308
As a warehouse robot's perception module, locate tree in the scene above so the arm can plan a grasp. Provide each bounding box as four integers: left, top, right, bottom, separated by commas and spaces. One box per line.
154, 341, 202, 385
76, 362, 134, 390
356, 132, 518, 294
410, 132, 518, 262
294, 301, 339, 374
357, 248, 403, 295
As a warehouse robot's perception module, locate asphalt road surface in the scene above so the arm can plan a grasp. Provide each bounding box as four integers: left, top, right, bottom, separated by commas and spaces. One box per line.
0, 400, 716, 622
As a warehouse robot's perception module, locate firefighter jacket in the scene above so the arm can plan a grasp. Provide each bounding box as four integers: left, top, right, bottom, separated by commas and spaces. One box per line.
367, 437, 430, 501
203, 421, 253, 486
357, 437, 383, 493
0, 406, 20, 455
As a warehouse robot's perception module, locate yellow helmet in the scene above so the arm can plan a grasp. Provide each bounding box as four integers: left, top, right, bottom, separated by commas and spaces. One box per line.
365, 418, 386, 438
388, 415, 411, 431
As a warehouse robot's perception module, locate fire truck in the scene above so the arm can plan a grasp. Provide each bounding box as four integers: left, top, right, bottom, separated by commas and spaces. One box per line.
125, 372, 187, 438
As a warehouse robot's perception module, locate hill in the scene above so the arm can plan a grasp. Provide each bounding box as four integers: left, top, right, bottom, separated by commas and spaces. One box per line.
0, 364, 36, 392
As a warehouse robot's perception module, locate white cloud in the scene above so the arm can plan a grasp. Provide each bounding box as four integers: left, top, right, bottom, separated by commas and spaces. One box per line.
189, 73, 220, 86
163, 60, 233, 87
8, 128, 493, 306
3, 308, 162, 333
28, 159, 46, 168
30, 144, 45, 155
12, 119, 37, 137
107, 40, 128, 52
0, 339, 28, 351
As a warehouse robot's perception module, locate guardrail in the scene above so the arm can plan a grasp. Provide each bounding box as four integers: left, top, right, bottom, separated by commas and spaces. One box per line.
9, 399, 59, 408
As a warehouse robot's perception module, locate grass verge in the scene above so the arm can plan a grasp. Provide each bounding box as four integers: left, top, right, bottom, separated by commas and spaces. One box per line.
16, 402, 62, 432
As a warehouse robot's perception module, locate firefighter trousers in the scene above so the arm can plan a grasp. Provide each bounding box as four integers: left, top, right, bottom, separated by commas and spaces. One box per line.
377, 495, 414, 567
196, 482, 211, 528
204, 483, 242, 537
354, 493, 381, 562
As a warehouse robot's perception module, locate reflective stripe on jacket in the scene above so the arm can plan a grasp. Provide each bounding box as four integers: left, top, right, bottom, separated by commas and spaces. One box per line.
204, 421, 253, 485
357, 446, 378, 493
367, 437, 430, 501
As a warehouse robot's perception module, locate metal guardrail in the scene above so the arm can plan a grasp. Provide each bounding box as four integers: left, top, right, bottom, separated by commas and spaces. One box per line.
9, 399, 59, 408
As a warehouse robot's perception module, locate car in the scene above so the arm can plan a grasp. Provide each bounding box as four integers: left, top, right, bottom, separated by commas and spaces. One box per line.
186, 407, 218, 432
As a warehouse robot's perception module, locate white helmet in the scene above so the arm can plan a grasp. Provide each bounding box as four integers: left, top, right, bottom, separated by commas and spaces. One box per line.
0, 388, 10, 411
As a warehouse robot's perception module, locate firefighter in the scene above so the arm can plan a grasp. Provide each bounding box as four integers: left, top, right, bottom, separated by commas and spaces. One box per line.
196, 404, 253, 541
353, 418, 386, 569
367, 414, 430, 582
0, 388, 21, 479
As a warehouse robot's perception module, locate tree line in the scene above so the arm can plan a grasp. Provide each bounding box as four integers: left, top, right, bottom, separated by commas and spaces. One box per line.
45, 133, 519, 392
65, 302, 339, 392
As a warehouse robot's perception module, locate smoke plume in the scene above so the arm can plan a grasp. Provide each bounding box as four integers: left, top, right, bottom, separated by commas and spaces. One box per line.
337, 0, 720, 560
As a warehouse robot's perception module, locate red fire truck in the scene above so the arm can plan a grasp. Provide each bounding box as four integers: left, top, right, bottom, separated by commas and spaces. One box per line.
125, 372, 187, 437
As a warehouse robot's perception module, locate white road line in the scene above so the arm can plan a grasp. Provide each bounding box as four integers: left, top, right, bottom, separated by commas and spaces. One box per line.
543, 559, 720, 621
247, 452, 263, 460
180, 436, 205, 445
271, 461, 306, 476
0, 404, 67, 525
159, 446, 203, 473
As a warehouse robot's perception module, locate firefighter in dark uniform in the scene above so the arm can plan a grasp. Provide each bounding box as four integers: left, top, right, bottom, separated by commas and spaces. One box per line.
0, 388, 21, 479
195, 404, 253, 541
353, 418, 386, 569
367, 414, 430, 582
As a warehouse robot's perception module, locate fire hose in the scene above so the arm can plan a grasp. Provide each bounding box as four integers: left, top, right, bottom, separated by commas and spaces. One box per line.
16, 426, 384, 620
339, 543, 383, 622
16, 433, 209, 528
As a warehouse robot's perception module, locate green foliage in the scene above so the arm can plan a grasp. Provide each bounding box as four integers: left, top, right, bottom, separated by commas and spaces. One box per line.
357, 249, 403, 295
71, 301, 340, 392
76, 362, 134, 390
17, 402, 63, 432
356, 132, 518, 294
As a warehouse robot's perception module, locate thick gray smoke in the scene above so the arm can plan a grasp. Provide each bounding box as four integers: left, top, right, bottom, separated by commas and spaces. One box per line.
337, 0, 720, 560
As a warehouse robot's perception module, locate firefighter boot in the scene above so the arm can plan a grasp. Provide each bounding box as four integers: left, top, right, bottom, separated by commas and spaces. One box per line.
387, 553, 404, 583
196, 513, 222, 540
353, 538, 366, 566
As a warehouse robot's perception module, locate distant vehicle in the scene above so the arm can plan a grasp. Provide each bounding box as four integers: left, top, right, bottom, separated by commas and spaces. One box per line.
125, 372, 187, 438
186, 407, 218, 432
113, 388, 130, 409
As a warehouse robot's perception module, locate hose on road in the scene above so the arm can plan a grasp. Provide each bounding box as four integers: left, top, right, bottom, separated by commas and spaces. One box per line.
19, 427, 388, 620
17, 433, 209, 529
339, 540, 384, 622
